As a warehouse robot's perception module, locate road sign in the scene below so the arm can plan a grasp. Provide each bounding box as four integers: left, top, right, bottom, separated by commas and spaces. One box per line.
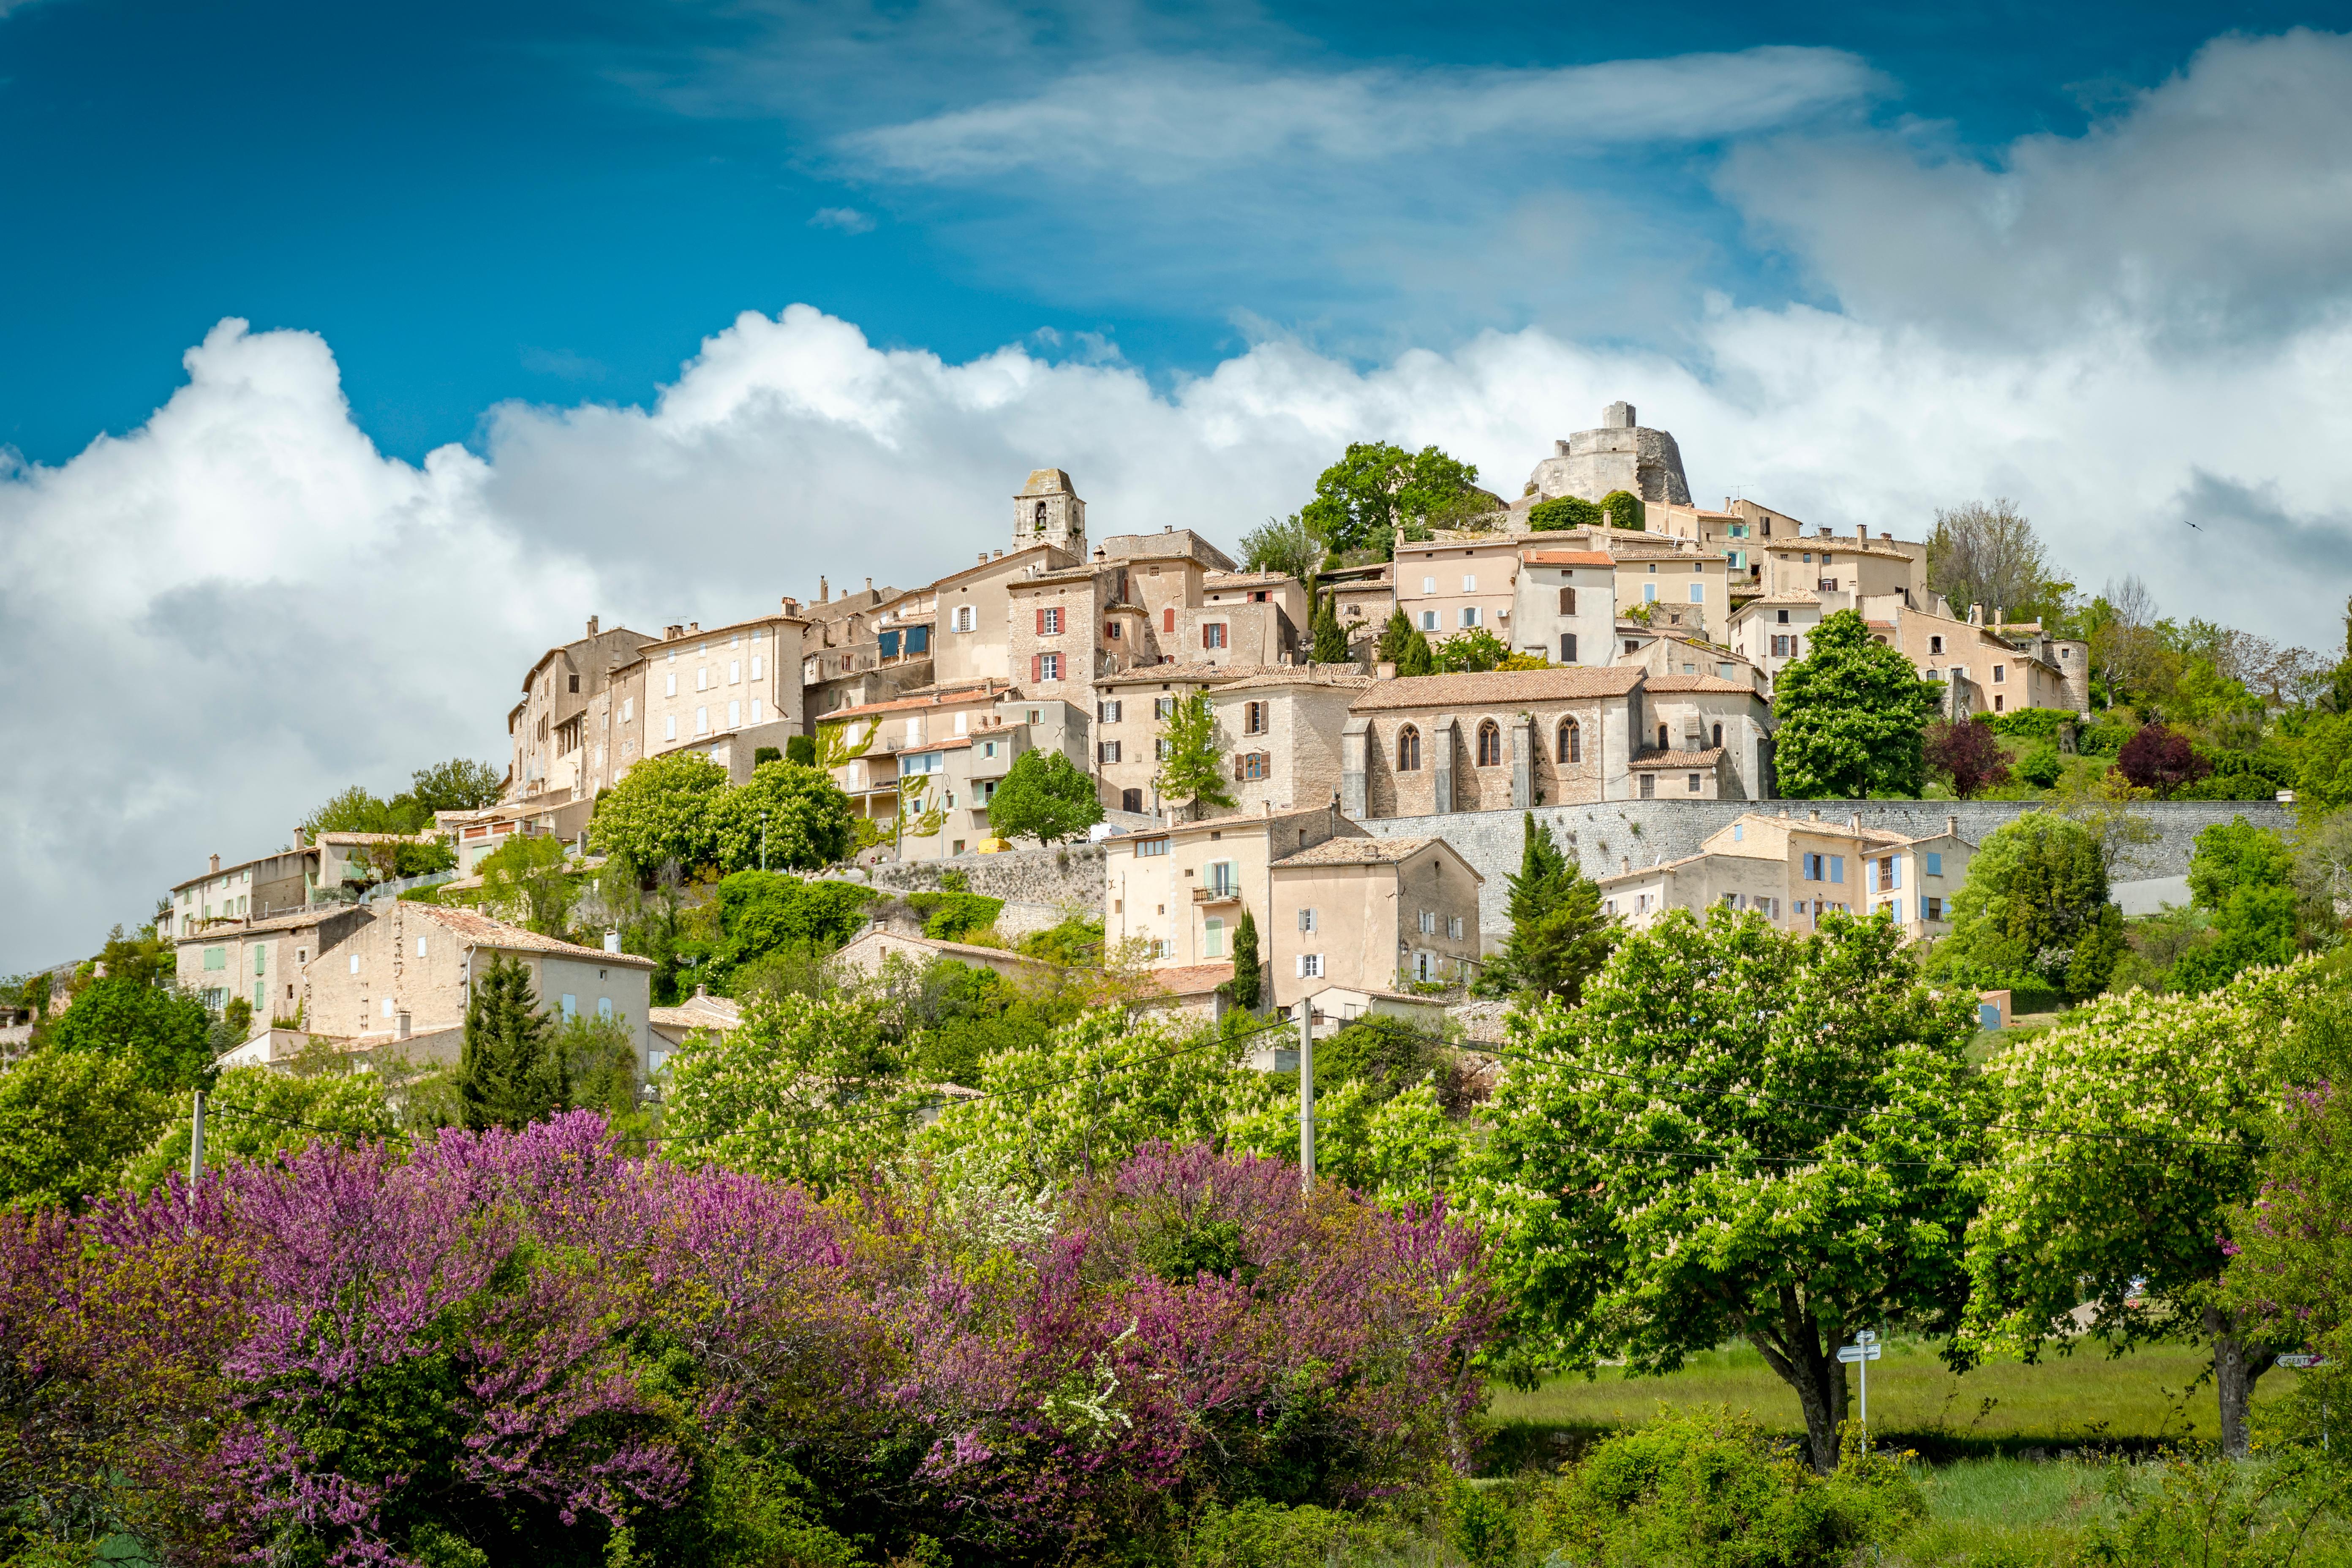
1840, 1331, 1883, 1452
1838, 1344, 1882, 1364
2279, 1353, 2327, 1369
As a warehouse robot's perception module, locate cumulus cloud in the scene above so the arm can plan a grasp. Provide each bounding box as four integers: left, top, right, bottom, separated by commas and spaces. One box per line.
809, 206, 877, 233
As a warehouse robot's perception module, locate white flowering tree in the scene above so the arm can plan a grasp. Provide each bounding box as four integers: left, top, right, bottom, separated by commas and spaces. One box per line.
1963, 963, 2311, 1456
1466, 908, 1983, 1473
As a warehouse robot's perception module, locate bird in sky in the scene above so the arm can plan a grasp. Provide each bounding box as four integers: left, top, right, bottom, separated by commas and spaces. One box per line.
2184, 519, 2202, 531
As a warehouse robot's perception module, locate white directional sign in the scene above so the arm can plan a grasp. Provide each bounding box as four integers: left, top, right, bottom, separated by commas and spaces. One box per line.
1840, 1330, 1882, 1451
2278, 1353, 2326, 1369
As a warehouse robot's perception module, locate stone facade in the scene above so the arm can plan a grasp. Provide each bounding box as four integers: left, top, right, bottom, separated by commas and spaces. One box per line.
1512, 549, 1620, 666
1342, 667, 1650, 818
511, 618, 662, 804
1103, 807, 1358, 973
1269, 835, 1484, 1006
1093, 663, 1241, 815
1524, 402, 1693, 506
167, 847, 319, 936
1208, 667, 1371, 817
632, 613, 807, 779
1596, 810, 1977, 943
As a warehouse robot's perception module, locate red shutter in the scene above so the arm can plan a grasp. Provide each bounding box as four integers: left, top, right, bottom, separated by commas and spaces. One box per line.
1202, 624, 1212, 649
1031, 654, 1041, 682
1035, 608, 1046, 634
1163, 608, 1174, 633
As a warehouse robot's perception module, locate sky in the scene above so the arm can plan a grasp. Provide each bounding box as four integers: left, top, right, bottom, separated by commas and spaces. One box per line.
5, 0, 2352, 966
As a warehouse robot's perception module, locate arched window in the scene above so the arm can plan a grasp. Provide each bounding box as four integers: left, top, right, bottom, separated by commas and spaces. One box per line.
1657, 723, 1670, 751
1557, 718, 1581, 764
1033, 501, 1049, 530
1397, 726, 1421, 772
1711, 721, 1723, 747
1477, 721, 1502, 767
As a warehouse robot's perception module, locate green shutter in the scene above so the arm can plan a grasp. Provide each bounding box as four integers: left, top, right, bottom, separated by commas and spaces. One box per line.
203, 947, 226, 971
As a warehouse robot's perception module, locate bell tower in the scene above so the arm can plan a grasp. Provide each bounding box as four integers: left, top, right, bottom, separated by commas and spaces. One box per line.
1015, 468, 1086, 553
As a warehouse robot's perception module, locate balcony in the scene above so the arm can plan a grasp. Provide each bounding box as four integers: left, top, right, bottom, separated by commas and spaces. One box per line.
1192, 882, 1243, 905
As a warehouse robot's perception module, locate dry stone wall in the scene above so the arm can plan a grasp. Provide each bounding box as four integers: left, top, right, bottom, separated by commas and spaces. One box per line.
1358, 798, 2296, 943
855, 840, 1105, 913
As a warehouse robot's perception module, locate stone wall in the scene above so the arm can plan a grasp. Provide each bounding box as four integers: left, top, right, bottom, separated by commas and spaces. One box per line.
1358, 798, 2296, 942
855, 840, 1105, 915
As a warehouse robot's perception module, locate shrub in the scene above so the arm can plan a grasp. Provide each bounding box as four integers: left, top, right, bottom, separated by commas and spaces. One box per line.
2116, 723, 2210, 796
2017, 746, 2064, 788
909, 890, 1004, 941
1527, 495, 1601, 531
1987, 706, 2074, 742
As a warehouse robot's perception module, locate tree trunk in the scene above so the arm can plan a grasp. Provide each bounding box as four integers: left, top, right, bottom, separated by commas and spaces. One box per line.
2207, 1304, 2271, 1459
1746, 1292, 1848, 1474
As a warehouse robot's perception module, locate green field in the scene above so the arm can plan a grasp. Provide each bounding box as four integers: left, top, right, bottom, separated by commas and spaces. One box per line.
1486, 1337, 2289, 1463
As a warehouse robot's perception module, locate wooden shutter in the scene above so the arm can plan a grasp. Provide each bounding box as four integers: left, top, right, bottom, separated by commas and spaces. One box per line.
1034, 607, 1046, 634
1031, 654, 1041, 682
1164, 608, 1174, 633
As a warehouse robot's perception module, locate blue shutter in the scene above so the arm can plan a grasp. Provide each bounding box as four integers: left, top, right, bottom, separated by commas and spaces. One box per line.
1830, 856, 1844, 884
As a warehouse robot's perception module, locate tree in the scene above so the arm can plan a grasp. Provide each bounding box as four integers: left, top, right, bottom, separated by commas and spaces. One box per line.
2116, 723, 2210, 797
1375, 607, 1420, 664
46, 976, 213, 1091
1527, 495, 1601, 532
2172, 818, 2305, 993
1298, 441, 1481, 560
690, 871, 877, 997
1238, 513, 1324, 581
1228, 907, 1262, 1010
588, 749, 727, 872
127, 1064, 395, 1192
1923, 717, 2012, 798
476, 832, 576, 935
300, 784, 410, 839
1598, 488, 1646, 531
1926, 499, 2059, 623
1309, 587, 1350, 664
1926, 811, 2123, 1000
408, 758, 504, 813
1489, 813, 1614, 1002
1396, 628, 1436, 677
710, 759, 857, 870
457, 955, 566, 1132
988, 749, 1105, 845
0, 1048, 167, 1209
1432, 627, 1511, 674
1154, 691, 1234, 820
664, 991, 911, 1189
1474, 909, 1982, 1472
1770, 609, 1944, 799
1966, 966, 2310, 1456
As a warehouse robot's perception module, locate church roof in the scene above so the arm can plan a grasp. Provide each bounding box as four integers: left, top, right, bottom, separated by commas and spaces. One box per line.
1019, 468, 1075, 496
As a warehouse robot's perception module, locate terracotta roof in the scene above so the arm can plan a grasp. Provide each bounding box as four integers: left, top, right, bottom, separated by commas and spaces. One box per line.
1009, 566, 1107, 588
1132, 806, 1342, 836
1628, 747, 1727, 769
1274, 835, 1443, 868
1609, 543, 1727, 562
1203, 571, 1297, 588
176, 905, 348, 942
1396, 536, 1521, 556
819, 682, 1014, 722
1596, 852, 1708, 885
1097, 662, 1246, 687
1519, 550, 1616, 566
836, 928, 1054, 968
1348, 666, 1644, 711
317, 831, 430, 846
1739, 591, 1823, 608
649, 993, 744, 1032
171, 846, 318, 892
1208, 666, 1375, 694
1643, 674, 1760, 694
1149, 962, 1234, 996
408, 905, 656, 968
903, 735, 975, 755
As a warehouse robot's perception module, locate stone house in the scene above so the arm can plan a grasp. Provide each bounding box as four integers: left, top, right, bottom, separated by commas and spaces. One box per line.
928, 544, 1075, 688
1340, 667, 1650, 818
1394, 537, 1523, 642
1522, 403, 1693, 506
1511, 548, 1620, 666
1206, 666, 1372, 817
1319, 562, 1395, 655
1608, 536, 1733, 642
1102, 806, 1359, 977
509, 618, 661, 806
1633, 674, 1778, 800
1751, 526, 1936, 610
631, 612, 807, 776
166, 846, 320, 937
1268, 835, 1485, 1007
821, 680, 1021, 843
832, 927, 1055, 986
1092, 662, 1244, 815
1188, 571, 1308, 667
1595, 809, 1975, 944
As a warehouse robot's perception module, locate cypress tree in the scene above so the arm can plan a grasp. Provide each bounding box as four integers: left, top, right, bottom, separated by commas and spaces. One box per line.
1494, 813, 1615, 1004
1376, 607, 1419, 664
1396, 628, 1437, 677
459, 954, 568, 1132
1311, 590, 1351, 664
1228, 907, 1262, 1010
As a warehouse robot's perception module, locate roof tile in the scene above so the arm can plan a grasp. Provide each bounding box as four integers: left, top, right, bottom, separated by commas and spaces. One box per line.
1348, 666, 1644, 711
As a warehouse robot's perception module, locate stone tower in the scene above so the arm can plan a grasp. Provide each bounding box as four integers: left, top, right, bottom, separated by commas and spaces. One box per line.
1525, 403, 1693, 506
1015, 469, 1086, 553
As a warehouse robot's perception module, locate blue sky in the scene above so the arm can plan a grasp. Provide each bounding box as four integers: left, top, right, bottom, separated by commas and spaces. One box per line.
6, 0, 2352, 965
4, 0, 2334, 463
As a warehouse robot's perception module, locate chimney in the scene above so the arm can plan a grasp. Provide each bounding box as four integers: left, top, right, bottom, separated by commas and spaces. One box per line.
604, 930, 622, 953
586, 614, 599, 635
1856, 524, 1867, 539
820, 576, 830, 602
979, 552, 989, 564
210, 853, 220, 873
1621, 855, 1631, 875
1809, 808, 1821, 821
1968, 604, 1983, 626
688, 621, 699, 633
993, 549, 1003, 559
865, 577, 873, 594
1946, 814, 1959, 838
1163, 525, 1173, 533
1879, 531, 1892, 540
1376, 661, 1397, 678
665, 624, 683, 640
1848, 812, 1860, 833
1094, 546, 1107, 561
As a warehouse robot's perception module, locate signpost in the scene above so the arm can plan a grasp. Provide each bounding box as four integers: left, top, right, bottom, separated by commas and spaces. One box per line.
1839, 1330, 1882, 1453
2279, 1353, 2330, 1451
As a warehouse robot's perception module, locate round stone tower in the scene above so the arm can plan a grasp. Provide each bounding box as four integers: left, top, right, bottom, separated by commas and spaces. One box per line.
1525, 402, 1691, 506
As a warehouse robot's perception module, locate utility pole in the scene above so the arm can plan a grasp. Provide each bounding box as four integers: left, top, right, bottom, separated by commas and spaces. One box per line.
760, 811, 770, 872
187, 1090, 207, 1189
1297, 1002, 1315, 1190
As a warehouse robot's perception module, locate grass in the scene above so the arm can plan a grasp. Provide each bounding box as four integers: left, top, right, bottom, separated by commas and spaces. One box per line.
1484, 1337, 2285, 1467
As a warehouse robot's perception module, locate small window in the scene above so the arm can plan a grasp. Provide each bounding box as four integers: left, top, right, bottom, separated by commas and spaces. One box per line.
569, 674, 579, 693
1926, 852, 1944, 876
1136, 837, 1170, 857
729, 700, 742, 727
1460, 606, 1480, 629
1712, 722, 1723, 746
1423, 576, 1437, 593
596, 997, 613, 1021
1830, 855, 1845, 884
1419, 909, 1436, 934
1476, 721, 1502, 767
561, 994, 577, 1021
1643, 584, 1657, 603
621, 697, 633, 721
729, 660, 742, 683
1557, 719, 1581, 764
1993, 664, 2007, 683
416, 936, 428, 958
1244, 701, 1269, 735
696, 705, 709, 734
665, 716, 678, 741
1687, 773, 1701, 792
1099, 700, 1122, 723
1202, 622, 1228, 650
1298, 908, 1318, 933
1204, 917, 1225, 958
1447, 915, 1464, 939
1558, 585, 1576, 615
1154, 697, 1176, 720
1296, 953, 1324, 978
1560, 632, 1579, 663
1098, 740, 1122, 765
1397, 726, 1422, 771
1461, 574, 1476, 592
1929, 635, 1944, 655
1421, 610, 1439, 631
349, 954, 360, 974
1689, 583, 1705, 604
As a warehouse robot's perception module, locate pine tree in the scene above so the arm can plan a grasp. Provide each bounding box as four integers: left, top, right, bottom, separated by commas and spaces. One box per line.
459, 954, 568, 1132
1153, 691, 1236, 820
1491, 812, 1616, 1003
1311, 588, 1351, 664
1228, 907, 1262, 1010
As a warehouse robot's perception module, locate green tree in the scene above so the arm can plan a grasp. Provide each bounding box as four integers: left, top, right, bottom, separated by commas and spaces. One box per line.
1432, 627, 1511, 674
1927, 811, 2123, 1001
693, 871, 878, 995
128, 1064, 396, 1191
1598, 488, 1645, 531
300, 784, 412, 838
1477, 907, 1976, 1476
1771, 609, 1943, 798
1154, 691, 1235, 820
987, 749, 1105, 845
1925, 498, 2060, 625
457, 956, 566, 1132
1395, 627, 1437, 676
1298, 441, 1481, 560
1527, 495, 1601, 532
1489, 814, 1614, 1002
407, 758, 504, 813
665, 991, 911, 1190
1239, 513, 1324, 581
589, 749, 727, 873
1309, 587, 1351, 664
1965, 966, 2308, 1456
1228, 907, 1262, 1010
476, 833, 577, 935
47, 976, 214, 1091
0, 1047, 167, 1209
1473, 909, 1981, 1472
2173, 818, 2305, 993
1375, 607, 1422, 665
710, 759, 857, 870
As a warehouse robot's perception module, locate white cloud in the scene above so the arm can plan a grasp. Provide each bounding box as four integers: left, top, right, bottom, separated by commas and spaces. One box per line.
841, 47, 1883, 182
809, 206, 877, 233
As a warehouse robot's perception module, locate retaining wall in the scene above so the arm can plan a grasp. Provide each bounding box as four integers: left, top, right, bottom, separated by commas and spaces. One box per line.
857, 841, 1105, 913
1357, 798, 2295, 940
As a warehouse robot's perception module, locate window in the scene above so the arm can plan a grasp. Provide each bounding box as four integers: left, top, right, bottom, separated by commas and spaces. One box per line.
1993, 664, 2007, 683
1032, 653, 1062, 681
1105, 621, 1120, 639
254, 945, 268, 975
665, 715, 678, 741
1732, 823, 1744, 841
1643, 583, 1658, 603
1929, 635, 1944, 656
1802, 552, 1812, 564
1298, 908, 1318, 933
1476, 721, 1502, 766
697, 668, 708, 691
1121, 787, 1142, 812
1712, 722, 1723, 746
1560, 633, 1579, 663
1559, 585, 1577, 615
1640, 773, 1655, 799
1163, 607, 1175, 633
349, 954, 360, 974
1154, 696, 1176, 720
1461, 574, 1477, 592
905, 718, 922, 746
1204, 917, 1224, 957
751, 698, 764, 723
1236, 751, 1269, 781
1423, 576, 1436, 593
1099, 740, 1122, 764
597, 997, 612, 1021
1922, 896, 1945, 920
1804, 852, 1822, 881
1689, 583, 1705, 604
1244, 701, 1268, 735
558, 993, 577, 1021
1771, 635, 1794, 658
1658, 723, 1670, 749
1830, 855, 1845, 884
1420, 610, 1439, 631
1037, 606, 1064, 635
954, 604, 977, 633
695, 705, 709, 734
1687, 773, 1702, 792
1447, 915, 1464, 939
1155, 738, 1172, 760
416, 937, 428, 958
1727, 550, 1745, 569
1099, 700, 1122, 723
1397, 726, 1421, 771
1137, 836, 1170, 857
1925, 852, 1944, 876
729, 660, 741, 683
1993, 694, 2005, 711
1460, 605, 1480, 628
1296, 953, 1324, 978
665, 673, 678, 697
729, 700, 742, 727
1202, 622, 1228, 650
1557, 718, 1581, 763
1418, 909, 1436, 934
